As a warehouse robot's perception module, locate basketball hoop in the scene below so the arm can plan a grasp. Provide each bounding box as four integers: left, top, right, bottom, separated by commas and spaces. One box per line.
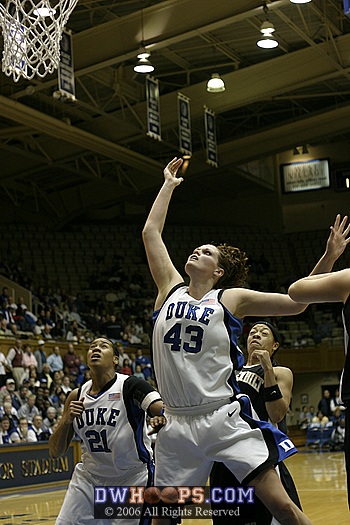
0, 0, 78, 81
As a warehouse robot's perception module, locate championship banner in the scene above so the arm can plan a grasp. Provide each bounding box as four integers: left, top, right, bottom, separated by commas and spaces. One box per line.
146, 76, 161, 141
58, 30, 76, 100
204, 107, 218, 167
178, 93, 192, 156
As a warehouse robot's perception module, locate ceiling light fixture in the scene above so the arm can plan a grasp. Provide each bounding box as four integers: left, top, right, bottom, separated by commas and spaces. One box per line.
290, 0, 312, 4
134, 51, 154, 73
207, 73, 225, 93
134, 4, 154, 74
257, 3, 279, 49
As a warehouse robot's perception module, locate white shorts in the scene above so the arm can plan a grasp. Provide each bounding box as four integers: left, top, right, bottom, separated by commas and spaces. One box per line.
155, 399, 297, 487
56, 463, 150, 525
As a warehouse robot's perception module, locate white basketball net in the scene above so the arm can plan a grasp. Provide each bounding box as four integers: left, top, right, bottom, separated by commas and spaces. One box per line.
0, 0, 78, 81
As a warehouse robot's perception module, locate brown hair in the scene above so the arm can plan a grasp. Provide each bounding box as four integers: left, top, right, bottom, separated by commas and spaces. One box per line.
214, 243, 249, 289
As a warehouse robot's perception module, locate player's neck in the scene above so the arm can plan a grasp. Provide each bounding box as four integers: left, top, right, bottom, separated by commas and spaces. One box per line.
89, 369, 115, 394
188, 279, 214, 300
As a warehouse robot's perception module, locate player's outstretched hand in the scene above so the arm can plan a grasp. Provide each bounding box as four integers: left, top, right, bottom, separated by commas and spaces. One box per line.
325, 214, 350, 261
148, 415, 167, 435
163, 157, 184, 187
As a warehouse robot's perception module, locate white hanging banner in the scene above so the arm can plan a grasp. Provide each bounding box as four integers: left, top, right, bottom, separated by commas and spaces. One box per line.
146, 76, 161, 141
58, 30, 76, 100
204, 106, 218, 167
178, 93, 192, 156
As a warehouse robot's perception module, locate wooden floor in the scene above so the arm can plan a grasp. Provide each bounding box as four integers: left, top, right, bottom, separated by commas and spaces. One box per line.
0, 450, 348, 524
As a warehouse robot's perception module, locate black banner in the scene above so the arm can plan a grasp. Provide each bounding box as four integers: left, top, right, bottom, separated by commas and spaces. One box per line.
0, 442, 75, 490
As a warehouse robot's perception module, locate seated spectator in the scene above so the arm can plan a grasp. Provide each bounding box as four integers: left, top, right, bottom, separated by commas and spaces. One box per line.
332, 418, 345, 450
312, 410, 329, 427
331, 406, 345, 426
22, 344, 38, 380
42, 324, 53, 339
1, 303, 17, 334
133, 364, 145, 380
81, 368, 91, 385
63, 343, 80, 376
50, 371, 63, 394
42, 406, 57, 432
308, 405, 317, 420
28, 414, 50, 441
0, 415, 13, 444
135, 348, 152, 380
298, 405, 311, 430
129, 352, 137, 374
0, 378, 19, 407
61, 376, 72, 395
119, 358, 132, 376
14, 383, 29, 407
0, 401, 19, 430
66, 320, 80, 341
28, 368, 40, 391
18, 393, 40, 423
0, 343, 8, 388
47, 345, 64, 373
9, 417, 30, 443
70, 305, 82, 324
0, 317, 13, 336
75, 357, 88, 387
39, 363, 53, 390
52, 389, 67, 414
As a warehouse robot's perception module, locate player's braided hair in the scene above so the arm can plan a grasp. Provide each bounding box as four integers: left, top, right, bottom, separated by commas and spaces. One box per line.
214, 243, 249, 289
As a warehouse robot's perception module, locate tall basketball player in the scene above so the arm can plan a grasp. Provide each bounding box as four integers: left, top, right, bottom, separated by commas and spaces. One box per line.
289, 238, 350, 509
49, 337, 165, 525
142, 157, 349, 525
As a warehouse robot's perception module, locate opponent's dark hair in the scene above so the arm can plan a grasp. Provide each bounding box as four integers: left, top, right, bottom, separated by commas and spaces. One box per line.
213, 243, 249, 289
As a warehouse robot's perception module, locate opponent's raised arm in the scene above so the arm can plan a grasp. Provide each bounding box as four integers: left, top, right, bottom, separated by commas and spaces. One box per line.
288, 269, 350, 304
310, 214, 350, 275
142, 158, 184, 307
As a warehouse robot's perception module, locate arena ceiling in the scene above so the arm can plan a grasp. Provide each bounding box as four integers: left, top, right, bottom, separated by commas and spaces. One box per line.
0, 0, 350, 228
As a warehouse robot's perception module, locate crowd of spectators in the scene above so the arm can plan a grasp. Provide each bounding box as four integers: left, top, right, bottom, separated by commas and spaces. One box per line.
298, 389, 346, 450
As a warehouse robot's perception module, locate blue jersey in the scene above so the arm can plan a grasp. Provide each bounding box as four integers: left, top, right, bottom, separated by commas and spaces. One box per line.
152, 284, 244, 412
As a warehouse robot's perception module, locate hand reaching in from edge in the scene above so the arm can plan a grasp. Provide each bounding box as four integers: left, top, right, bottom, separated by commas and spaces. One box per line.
325, 214, 350, 261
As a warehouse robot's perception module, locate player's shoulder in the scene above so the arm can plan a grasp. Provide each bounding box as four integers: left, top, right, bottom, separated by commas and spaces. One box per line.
67, 387, 80, 402
273, 365, 293, 379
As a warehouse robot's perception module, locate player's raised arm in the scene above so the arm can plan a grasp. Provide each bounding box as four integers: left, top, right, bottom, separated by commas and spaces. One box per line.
310, 214, 350, 275
288, 269, 350, 304
142, 157, 184, 309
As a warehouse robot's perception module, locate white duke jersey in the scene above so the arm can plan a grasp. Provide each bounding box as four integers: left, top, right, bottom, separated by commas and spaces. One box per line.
152, 284, 244, 411
73, 374, 160, 480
